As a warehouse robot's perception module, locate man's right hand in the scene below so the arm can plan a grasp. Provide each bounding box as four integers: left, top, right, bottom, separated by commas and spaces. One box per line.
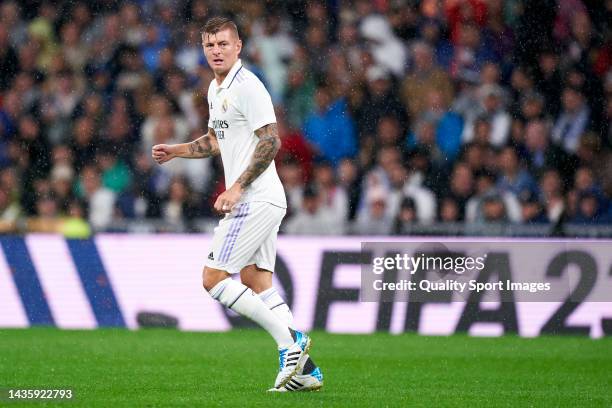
152, 144, 179, 164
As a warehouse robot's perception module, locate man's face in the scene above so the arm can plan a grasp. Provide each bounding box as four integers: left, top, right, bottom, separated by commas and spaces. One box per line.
562, 89, 583, 113
483, 200, 505, 221
413, 45, 432, 71
525, 122, 548, 151
202, 28, 242, 76
303, 196, 319, 214
500, 148, 518, 173
521, 202, 540, 221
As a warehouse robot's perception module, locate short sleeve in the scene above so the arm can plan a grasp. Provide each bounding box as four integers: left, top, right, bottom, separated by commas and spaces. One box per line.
238, 79, 276, 133
207, 83, 214, 129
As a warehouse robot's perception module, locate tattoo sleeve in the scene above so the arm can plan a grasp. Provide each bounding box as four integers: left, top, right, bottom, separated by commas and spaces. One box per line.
235, 123, 281, 189
185, 128, 220, 158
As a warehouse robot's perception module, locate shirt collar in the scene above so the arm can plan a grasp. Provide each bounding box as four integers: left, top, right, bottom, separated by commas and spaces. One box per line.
217, 59, 243, 90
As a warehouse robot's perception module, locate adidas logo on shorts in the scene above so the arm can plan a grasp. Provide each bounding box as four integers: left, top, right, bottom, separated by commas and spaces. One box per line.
208, 252, 214, 260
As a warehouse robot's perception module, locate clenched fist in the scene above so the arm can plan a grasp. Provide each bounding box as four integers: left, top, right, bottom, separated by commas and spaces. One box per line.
152, 144, 178, 164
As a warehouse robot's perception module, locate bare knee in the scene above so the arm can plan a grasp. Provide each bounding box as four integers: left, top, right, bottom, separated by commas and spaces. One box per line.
202, 267, 229, 292
240, 265, 272, 294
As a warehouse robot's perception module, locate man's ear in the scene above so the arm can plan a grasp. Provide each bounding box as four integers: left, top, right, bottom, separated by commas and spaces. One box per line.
236, 39, 242, 54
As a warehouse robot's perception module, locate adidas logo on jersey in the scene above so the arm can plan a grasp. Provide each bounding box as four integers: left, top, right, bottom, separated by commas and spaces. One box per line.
208, 252, 214, 260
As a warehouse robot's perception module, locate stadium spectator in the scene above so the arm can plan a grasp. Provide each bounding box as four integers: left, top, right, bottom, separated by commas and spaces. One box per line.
524, 120, 576, 183
483, 0, 515, 67
0, 168, 20, 208
401, 41, 453, 119
78, 165, 116, 231
312, 162, 348, 230
336, 21, 363, 73
445, 0, 488, 45
276, 111, 313, 181
162, 176, 197, 229
480, 194, 509, 223
96, 147, 132, 194
0, 188, 19, 233
336, 158, 361, 221
449, 22, 499, 79
496, 146, 538, 197
141, 94, 189, 152
49, 145, 75, 207
284, 184, 342, 235
408, 89, 464, 161
0, 0, 609, 236
303, 85, 357, 165
0, 1, 27, 48
439, 196, 461, 223
115, 151, 162, 219
249, 14, 295, 103
59, 199, 91, 238
572, 190, 611, 224
518, 190, 549, 224
353, 187, 393, 235
41, 68, 84, 145
70, 116, 98, 171
519, 92, 547, 122
410, 118, 445, 168
452, 77, 481, 143
374, 116, 403, 152
393, 197, 418, 235
284, 48, 316, 130
575, 133, 612, 197
443, 162, 474, 221
466, 172, 520, 223
389, 163, 437, 224
534, 47, 563, 117
278, 160, 304, 217
359, 14, 407, 77
462, 84, 510, 147
27, 192, 59, 233
419, 18, 453, 70
571, 167, 610, 218
357, 147, 401, 215
508, 65, 535, 115
119, 2, 146, 48
0, 25, 19, 91
539, 169, 566, 223
551, 86, 591, 153
354, 66, 407, 137
176, 23, 204, 77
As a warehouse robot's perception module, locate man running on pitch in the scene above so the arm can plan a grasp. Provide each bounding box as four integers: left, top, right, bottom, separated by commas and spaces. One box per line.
152, 17, 322, 392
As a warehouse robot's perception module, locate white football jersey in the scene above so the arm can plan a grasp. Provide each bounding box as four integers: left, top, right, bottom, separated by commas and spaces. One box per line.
207, 59, 287, 208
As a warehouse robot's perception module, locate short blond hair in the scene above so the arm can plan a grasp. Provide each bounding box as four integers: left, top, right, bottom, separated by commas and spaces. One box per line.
202, 17, 239, 39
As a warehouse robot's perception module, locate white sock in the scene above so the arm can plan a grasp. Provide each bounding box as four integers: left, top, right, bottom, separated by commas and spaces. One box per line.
258, 286, 317, 375
208, 278, 294, 348
258, 287, 294, 327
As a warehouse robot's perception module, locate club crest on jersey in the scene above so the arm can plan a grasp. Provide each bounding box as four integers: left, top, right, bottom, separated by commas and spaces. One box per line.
222, 98, 229, 113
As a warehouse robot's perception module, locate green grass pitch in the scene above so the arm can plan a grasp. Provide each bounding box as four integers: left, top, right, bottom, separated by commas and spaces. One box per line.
0, 328, 611, 407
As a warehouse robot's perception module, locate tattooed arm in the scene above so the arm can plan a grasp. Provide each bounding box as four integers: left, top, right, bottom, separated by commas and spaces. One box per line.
213, 123, 280, 213
235, 123, 280, 189
152, 128, 219, 164
184, 128, 220, 158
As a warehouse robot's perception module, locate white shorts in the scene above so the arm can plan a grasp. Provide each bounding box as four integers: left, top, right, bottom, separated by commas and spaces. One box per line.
205, 201, 286, 274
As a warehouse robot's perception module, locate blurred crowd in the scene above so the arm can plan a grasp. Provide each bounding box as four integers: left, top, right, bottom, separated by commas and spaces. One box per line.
0, 0, 611, 236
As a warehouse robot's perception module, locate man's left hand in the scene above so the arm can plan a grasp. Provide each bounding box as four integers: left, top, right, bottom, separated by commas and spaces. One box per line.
214, 183, 244, 213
